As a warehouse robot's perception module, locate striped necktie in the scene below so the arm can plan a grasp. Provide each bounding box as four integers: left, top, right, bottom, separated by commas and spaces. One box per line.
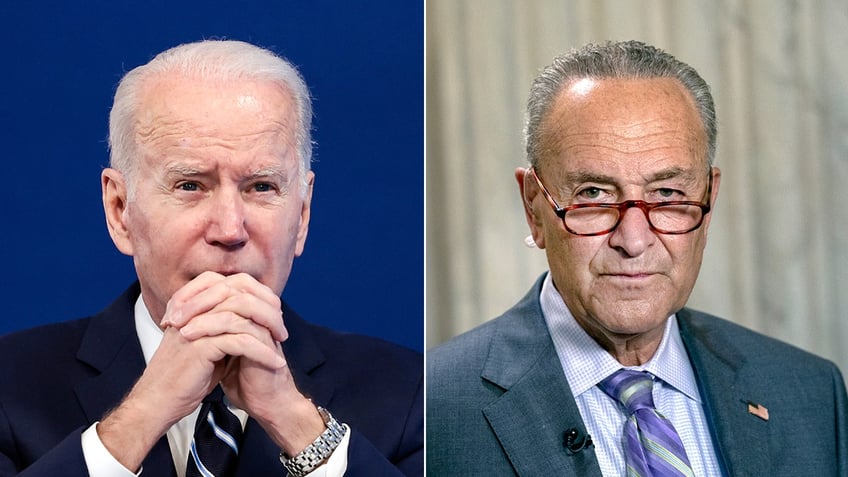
598, 370, 694, 477
186, 386, 244, 477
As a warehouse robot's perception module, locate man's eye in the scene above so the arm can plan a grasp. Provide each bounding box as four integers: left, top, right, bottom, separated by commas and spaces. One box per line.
253, 183, 275, 192
657, 188, 682, 199
578, 187, 603, 200
178, 182, 200, 192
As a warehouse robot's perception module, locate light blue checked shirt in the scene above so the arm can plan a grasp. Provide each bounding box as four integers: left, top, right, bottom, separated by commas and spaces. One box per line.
539, 274, 724, 477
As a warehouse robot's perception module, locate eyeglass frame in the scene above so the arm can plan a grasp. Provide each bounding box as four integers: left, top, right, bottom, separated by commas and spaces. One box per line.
529, 167, 713, 236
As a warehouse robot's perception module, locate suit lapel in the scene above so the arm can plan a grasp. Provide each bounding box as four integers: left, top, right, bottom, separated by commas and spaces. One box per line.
280, 303, 333, 405
74, 283, 177, 476
481, 280, 602, 477
234, 419, 283, 476
678, 309, 772, 476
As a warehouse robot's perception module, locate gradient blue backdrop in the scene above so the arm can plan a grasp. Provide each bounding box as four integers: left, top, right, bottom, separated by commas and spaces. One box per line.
0, 2, 423, 352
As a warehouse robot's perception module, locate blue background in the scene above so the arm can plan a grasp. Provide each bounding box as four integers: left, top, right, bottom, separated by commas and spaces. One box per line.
0, 2, 423, 352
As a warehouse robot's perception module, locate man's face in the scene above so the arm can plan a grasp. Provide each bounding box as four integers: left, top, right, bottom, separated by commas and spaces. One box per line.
522, 77, 720, 348
104, 75, 312, 322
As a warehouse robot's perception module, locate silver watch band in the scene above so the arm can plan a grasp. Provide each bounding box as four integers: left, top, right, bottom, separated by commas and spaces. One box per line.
279, 407, 347, 477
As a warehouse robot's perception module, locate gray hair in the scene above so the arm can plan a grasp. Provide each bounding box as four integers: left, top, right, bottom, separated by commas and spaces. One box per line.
525, 40, 716, 168
108, 39, 313, 194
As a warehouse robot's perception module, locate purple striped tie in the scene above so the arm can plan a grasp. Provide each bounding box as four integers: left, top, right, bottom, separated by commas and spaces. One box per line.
598, 370, 694, 477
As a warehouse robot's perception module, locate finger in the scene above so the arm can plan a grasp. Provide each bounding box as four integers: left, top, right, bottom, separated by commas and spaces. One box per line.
165, 274, 271, 329
204, 291, 286, 342
221, 274, 284, 335
179, 310, 279, 346
178, 275, 285, 341
138, 327, 231, 414
203, 333, 288, 370
221, 273, 281, 307
161, 272, 227, 327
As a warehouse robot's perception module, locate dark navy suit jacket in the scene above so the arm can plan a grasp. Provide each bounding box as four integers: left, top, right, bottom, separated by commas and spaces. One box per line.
0, 283, 423, 476
427, 275, 848, 476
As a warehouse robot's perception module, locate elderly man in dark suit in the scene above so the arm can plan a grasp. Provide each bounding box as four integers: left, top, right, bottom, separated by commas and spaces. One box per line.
0, 40, 422, 477
427, 40, 847, 476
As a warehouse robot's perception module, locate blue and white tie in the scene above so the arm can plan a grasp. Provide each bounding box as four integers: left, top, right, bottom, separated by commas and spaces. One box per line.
186, 386, 243, 477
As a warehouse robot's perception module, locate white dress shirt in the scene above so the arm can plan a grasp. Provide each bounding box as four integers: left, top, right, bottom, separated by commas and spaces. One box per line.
539, 273, 723, 476
81, 295, 349, 476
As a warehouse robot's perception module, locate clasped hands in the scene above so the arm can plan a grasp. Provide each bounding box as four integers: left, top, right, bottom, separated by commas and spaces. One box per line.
99, 272, 324, 471
156, 271, 291, 419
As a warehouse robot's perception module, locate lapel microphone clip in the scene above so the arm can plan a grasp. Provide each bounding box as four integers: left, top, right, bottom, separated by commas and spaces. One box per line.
564, 428, 593, 455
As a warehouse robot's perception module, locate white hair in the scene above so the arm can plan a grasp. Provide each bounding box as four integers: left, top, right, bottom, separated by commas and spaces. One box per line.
108, 39, 313, 195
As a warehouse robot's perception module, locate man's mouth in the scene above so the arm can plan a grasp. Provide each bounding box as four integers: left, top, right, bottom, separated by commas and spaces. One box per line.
602, 271, 657, 281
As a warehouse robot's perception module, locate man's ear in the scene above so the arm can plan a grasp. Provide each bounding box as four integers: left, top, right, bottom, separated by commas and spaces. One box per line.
102, 168, 134, 256
294, 170, 314, 257
514, 167, 546, 249
701, 166, 721, 234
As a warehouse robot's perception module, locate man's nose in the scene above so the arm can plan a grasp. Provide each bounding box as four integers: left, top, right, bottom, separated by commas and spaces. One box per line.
206, 189, 248, 248
606, 205, 655, 257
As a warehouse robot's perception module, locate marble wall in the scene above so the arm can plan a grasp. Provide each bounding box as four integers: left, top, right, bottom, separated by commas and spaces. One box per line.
426, 0, 848, 373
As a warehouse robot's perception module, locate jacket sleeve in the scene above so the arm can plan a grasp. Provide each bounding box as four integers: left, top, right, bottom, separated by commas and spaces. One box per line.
0, 423, 90, 477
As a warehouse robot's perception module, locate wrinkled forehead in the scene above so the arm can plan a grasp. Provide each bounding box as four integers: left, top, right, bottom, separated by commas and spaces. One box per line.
137, 74, 296, 129
538, 77, 708, 173
133, 75, 298, 164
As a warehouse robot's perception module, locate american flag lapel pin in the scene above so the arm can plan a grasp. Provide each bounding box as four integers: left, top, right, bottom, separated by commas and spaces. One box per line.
746, 400, 769, 421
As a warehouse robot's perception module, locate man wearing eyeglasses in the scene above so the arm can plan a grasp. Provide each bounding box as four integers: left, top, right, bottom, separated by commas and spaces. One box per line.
427, 41, 847, 476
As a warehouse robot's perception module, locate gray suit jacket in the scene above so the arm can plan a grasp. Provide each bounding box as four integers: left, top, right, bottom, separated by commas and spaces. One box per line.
426, 276, 848, 476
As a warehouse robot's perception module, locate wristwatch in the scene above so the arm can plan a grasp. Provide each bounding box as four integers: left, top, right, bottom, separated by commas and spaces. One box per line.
279, 406, 347, 477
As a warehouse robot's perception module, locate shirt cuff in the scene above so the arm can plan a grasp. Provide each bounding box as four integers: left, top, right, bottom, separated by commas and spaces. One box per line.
302, 424, 350, 477
81, 422, 142, 477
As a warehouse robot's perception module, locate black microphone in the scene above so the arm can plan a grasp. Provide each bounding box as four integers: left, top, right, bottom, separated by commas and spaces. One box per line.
563, 427, 593, 455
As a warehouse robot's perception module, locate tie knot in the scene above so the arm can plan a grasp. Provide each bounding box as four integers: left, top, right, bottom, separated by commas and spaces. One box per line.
598, 369, 656, 415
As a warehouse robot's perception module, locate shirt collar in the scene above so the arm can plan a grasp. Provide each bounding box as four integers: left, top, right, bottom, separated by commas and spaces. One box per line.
134, 295, 162, 366
539, 272, 701, 402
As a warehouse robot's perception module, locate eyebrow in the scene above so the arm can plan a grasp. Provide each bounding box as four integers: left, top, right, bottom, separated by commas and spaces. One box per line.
563, 170, 616, 185
162, 164, 290, 183
646, 167, 701, 185
164, 164, 207, 178
246, 168, 289, 182
563, 166, 700, 186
